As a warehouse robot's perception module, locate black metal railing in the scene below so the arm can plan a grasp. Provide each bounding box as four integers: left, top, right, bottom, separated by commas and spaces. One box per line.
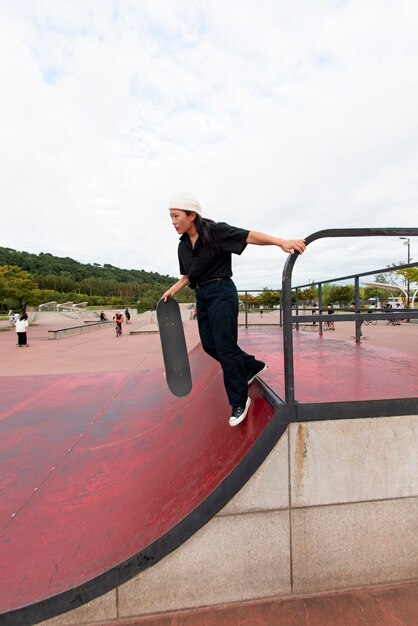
281, 228, 418, 404
292, 260, 418, 340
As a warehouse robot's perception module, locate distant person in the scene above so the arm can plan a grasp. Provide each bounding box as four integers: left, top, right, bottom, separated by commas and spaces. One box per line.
113, 311, 124, 334
15, 315, 29, 347
259, 305, 264, 317
311, 302, 318, 324
9, 312, 15, 325
326, 304, 335, 330
125, 308, 131, 324
99, 311, 107, 322
162, 191, 305, 427
383, 302, 392, 320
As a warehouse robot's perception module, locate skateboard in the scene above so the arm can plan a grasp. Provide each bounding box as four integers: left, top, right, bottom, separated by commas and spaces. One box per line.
156, 298, 192, 397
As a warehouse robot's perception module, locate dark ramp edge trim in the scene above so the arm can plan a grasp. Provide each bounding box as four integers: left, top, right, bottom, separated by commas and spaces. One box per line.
1, 381, 288, 626
296, 397, 418, 422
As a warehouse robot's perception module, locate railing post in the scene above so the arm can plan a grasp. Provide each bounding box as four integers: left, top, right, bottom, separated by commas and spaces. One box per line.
244, 291, 248, 328
282, 254, 298, 404
354, 276, 361, 343
318, 283, 323, 336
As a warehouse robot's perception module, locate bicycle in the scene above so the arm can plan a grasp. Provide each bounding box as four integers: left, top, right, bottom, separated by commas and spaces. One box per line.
364, 317, 377, 325
115, 323, 122, 337
292, 322, 306, 331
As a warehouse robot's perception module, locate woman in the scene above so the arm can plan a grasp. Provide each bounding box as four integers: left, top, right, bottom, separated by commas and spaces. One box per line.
162, 192, 306, 427
15, 314, 29, 347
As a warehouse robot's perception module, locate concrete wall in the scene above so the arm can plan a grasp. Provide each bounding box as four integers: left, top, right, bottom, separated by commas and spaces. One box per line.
42, 414, 418, 625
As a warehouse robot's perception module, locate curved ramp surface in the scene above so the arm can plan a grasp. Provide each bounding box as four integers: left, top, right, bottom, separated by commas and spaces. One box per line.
0, 344, 276, 624
2, 324, 416, 624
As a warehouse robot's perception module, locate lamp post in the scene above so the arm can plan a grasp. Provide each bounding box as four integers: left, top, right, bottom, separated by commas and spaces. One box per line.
399, 237, 411, 307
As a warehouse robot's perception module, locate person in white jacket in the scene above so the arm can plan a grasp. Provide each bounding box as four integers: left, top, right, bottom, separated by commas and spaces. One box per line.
15, 315, 29, 347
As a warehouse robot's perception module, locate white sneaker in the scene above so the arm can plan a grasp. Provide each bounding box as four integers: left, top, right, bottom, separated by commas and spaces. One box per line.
229, 397, 251, 427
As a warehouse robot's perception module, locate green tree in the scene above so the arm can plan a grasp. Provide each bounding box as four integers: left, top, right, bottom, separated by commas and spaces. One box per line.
363, 286, 391, 303
298, 287, 317, 304
259, 289, 280, 308
328, 284, 354, 306
397, 267, 418, 286
137, 291, 161, 313
0, 265, 39, 314
239, 293, 257, 309
376, 262, 406, 286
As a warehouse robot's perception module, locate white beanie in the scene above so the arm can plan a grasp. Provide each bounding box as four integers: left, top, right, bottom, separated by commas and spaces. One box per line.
168, 192, 202, 215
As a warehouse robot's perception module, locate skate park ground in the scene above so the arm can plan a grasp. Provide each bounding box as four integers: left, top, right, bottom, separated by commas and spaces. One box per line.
0, 307, 417, 378
0, 308, 417, 625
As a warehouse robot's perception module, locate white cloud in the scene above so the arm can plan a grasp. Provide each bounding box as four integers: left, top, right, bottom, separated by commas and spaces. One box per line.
0, 0, 417, 289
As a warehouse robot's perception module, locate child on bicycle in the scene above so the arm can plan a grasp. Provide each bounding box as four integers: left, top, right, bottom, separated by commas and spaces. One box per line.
113, 311, 124, 334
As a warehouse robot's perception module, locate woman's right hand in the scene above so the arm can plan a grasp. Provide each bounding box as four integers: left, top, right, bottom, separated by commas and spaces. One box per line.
162, 276, 189, 301
162, 288, 174, 302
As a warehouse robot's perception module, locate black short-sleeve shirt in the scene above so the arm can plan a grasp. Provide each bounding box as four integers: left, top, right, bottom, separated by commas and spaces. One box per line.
178, 221, 249, 289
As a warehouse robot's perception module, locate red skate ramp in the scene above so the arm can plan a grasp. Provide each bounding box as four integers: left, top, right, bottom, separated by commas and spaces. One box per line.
0, 344, 279, 625
1, 327, 417, 625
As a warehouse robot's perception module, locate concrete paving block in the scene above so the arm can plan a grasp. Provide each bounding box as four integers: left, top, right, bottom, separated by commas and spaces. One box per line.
118, 510, 291, 617
39, 589, 117, 625
289, 416, 418, 507
292, 497, 418, 593
219, 429, 289, 515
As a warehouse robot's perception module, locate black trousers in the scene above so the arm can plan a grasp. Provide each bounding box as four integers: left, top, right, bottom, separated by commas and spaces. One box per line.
17, 332, 27, 346
195, 278, 261, 407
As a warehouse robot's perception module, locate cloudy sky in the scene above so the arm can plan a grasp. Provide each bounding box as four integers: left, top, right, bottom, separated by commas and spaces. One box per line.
1, 0, 417, 290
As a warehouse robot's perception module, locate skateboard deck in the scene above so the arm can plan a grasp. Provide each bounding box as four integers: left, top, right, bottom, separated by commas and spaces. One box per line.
156, 298, 192, 397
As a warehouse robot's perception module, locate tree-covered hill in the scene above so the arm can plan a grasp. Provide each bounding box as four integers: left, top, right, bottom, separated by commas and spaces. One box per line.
0, 247, 176, 284
0, 246, 191, 312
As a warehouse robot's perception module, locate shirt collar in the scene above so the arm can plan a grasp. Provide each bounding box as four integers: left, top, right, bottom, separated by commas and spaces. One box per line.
180, 232, 200, 249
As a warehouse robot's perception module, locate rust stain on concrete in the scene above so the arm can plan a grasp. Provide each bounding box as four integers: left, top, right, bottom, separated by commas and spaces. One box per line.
294, 423, 308, 501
